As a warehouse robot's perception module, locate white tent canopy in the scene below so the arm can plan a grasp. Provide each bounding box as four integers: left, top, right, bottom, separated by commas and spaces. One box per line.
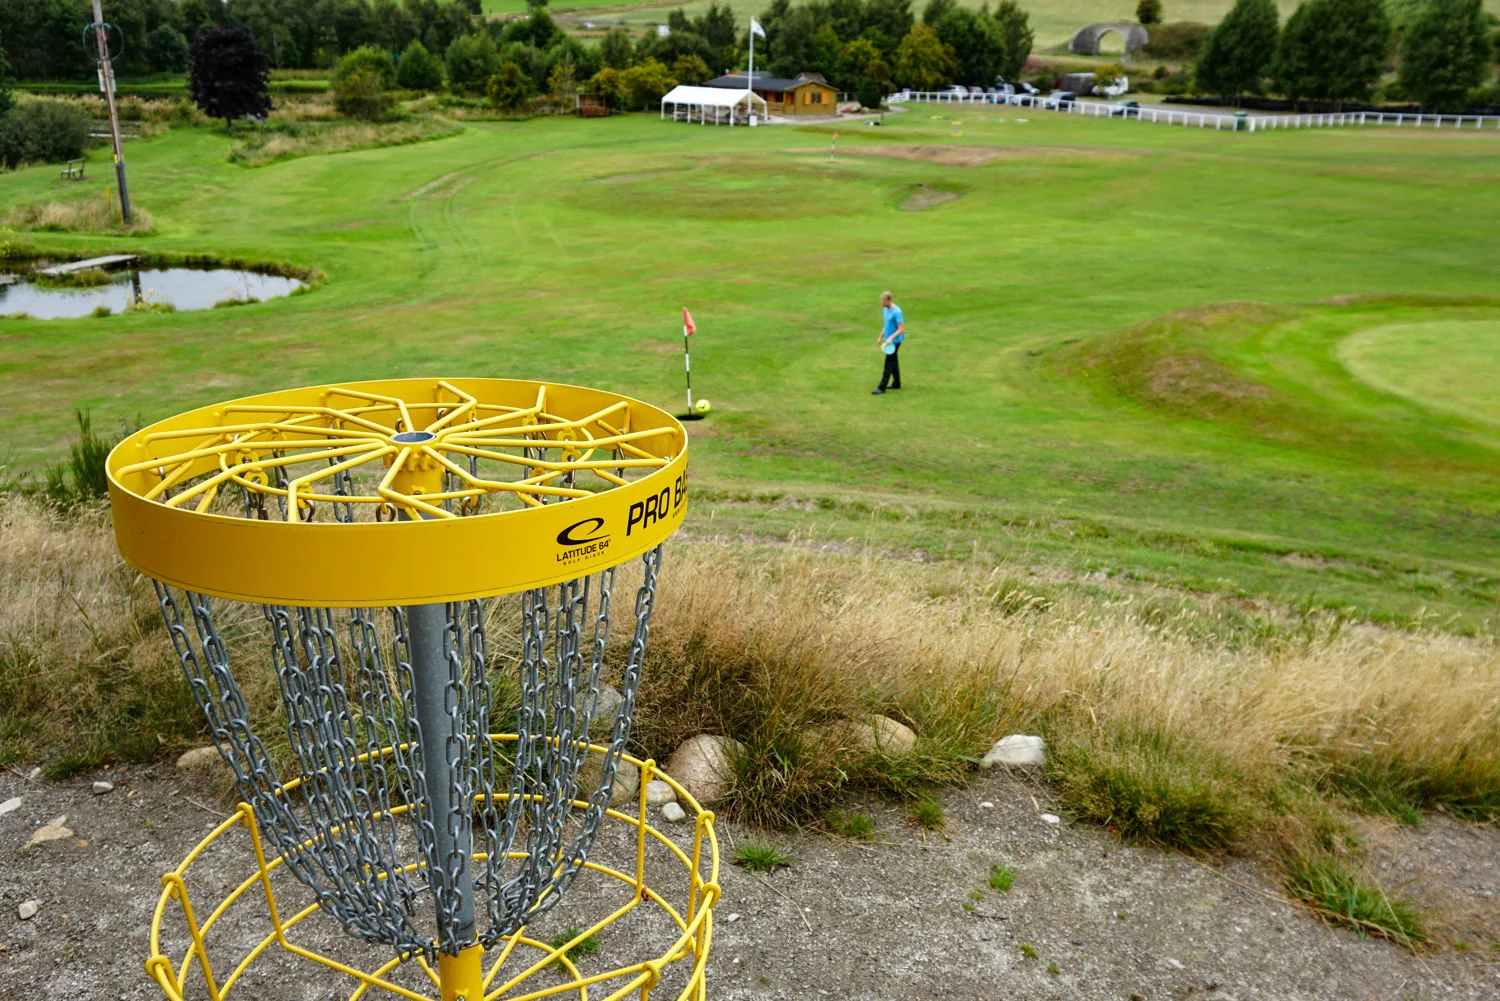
660, 85, 768, 126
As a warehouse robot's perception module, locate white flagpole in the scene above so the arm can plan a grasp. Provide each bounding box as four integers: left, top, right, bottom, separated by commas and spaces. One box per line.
748, 25, 754, 103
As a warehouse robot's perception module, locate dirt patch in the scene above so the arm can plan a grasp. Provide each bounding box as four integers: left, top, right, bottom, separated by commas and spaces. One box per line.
1144, 353, 1272, 405
809, 144, 1002, 167
900, 185, 962, 211
797, 143, 1146, 167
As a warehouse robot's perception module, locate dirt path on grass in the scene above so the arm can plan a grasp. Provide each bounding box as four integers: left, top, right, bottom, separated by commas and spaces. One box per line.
2, 764, 1496, 1001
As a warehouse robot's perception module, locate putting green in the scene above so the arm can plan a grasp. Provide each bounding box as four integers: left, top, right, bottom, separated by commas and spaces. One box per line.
1339, 321, 1500, 427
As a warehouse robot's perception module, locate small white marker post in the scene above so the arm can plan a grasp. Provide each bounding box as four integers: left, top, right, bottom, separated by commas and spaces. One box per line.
829, 130, 838, 160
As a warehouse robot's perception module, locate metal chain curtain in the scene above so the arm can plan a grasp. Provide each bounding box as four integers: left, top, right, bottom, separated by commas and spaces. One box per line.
154, 546, 663, 960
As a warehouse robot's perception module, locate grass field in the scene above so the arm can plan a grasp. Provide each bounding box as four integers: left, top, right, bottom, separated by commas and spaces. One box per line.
0, 108, 1497, 628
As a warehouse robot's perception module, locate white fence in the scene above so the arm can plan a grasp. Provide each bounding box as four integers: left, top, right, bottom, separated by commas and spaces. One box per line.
888, 91, 1500, 133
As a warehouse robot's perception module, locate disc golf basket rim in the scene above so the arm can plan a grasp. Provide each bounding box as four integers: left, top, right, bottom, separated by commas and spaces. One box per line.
145, 746, 720, 1001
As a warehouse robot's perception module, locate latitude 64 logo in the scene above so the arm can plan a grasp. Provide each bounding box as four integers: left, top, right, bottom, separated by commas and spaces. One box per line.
555, 517, 610, 564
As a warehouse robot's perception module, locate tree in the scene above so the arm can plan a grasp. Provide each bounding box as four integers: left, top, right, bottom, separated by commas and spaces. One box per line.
397, 39, 445, 90
843, 36, 893, 92
922, 0, 957, 25
893, 22, 956, 90
547, 54, 577, 101
1137, 0, 1164, 26
600, 26, 635, 69
486, 60, 531, 110
445, 32, 498, 92
1272, 0, 1389, 105
586, 66, 625, 107
865, 0, 916, 53
0, 35, 13, 118
189, 25, 273, 124
991, 0, 1034, 80
1398, 0, 1493, 111
934, 7, 1007, 86
147, 25, 191, 74
857, 77, 884, 107
620, 57, 676, 109
671, 52, 712, 84
1194, 0, 1278, 100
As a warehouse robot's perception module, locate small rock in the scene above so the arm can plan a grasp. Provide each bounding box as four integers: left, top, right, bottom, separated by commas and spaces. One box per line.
1164, 957, 1184, 970
645, 780, 677, 806
661, 801, 687, 823
980, 734, 1046, 769
91, 781, 114, 796
17, 900, 41, 920
593, 683, 624, 719
663, 734, 745, 806
578, 754, 639, 807
176, 746, 224, 771
1039, 813, 1061, 825
803, 715, 918, 757
0, 797, 20, 817
979, 801, 994, 809
724, 913, 741, 923
27, 767, 41, 781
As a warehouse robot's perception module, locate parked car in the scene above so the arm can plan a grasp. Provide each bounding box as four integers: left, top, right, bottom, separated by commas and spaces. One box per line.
1042, 90, 1076, 109
1109, 99, 1140, 117
968, 86, 986, 95
1017, 81, 1039, 96
942, 84, 968, 95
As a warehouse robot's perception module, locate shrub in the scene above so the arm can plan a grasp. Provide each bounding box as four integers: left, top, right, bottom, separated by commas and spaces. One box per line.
858, 78, 884, 109
0, 100, 91, 169
333, 67, 392, 121
333, 46, 398, 91
486, 62, 532, 112
397, 40, 444, 92
1137, 0, 1164, 25
1141, 21, 1213, 60
43, 409, 112, 509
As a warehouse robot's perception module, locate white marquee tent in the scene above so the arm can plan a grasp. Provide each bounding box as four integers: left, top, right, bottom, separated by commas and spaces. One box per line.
660, 85, 768, 126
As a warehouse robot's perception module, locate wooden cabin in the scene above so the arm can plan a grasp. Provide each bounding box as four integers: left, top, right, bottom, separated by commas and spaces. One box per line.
703, 72, 838, 117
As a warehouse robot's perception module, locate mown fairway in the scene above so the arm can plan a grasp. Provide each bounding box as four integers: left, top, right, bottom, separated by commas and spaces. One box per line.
1, 108, 1497, 624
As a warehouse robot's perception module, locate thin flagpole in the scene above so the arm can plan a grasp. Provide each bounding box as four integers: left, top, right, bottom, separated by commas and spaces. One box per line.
682, 323, 693, 412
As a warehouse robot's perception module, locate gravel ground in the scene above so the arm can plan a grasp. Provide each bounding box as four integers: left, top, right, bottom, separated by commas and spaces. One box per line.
2, 763, 1497, 1001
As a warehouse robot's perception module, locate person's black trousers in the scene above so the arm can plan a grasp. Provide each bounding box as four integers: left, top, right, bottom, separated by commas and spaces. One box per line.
879, 343, 901, 390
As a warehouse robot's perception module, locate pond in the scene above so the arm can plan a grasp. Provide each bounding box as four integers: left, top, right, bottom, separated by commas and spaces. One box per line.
0, 265, 305, 320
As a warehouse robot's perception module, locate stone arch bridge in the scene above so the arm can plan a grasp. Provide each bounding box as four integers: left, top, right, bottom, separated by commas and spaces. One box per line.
1068, 23, 1149, 56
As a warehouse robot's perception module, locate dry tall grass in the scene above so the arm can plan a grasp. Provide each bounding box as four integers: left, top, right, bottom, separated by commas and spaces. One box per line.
4, 190, 156, 235
225, 118, 463, 167
639, 549, 1500, 836
2, 501, 1495, 938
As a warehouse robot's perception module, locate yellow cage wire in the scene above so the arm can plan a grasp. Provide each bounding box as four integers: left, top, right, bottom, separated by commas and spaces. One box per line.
146, 744, 719, 1001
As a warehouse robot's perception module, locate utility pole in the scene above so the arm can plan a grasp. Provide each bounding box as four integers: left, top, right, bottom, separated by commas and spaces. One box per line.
89, 0, 132, 225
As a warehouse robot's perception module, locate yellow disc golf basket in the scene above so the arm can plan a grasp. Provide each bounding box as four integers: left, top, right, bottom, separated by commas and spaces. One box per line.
107, 378, 717, 1001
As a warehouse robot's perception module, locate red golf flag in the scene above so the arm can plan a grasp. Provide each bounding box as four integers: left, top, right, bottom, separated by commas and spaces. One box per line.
682, 306, 696, 336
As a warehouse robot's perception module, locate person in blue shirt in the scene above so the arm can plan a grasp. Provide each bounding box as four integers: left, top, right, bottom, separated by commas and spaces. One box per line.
873, 290, 904, 394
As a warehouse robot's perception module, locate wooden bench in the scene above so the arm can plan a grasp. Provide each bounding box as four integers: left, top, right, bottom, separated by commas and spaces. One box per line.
60, 159, 86, 181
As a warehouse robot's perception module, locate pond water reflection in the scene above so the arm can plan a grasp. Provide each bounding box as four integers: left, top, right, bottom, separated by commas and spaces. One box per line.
0, 266, 305, 320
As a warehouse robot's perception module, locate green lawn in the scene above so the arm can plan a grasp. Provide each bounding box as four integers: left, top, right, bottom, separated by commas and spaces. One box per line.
1, 108, 1497, 626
